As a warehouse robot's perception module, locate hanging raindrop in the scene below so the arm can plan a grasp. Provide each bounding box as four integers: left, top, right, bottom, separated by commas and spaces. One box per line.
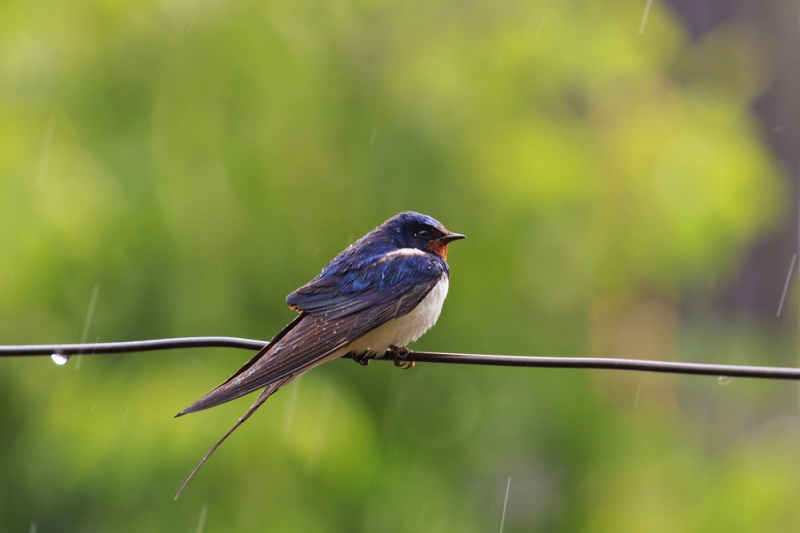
51, 353, 70, 366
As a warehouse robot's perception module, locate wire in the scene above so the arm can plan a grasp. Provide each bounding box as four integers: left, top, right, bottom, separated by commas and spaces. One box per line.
1, 336, 799, 380
0, 337, 267, 355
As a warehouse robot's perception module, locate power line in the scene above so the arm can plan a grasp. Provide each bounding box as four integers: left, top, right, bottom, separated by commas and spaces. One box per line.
2, 336, 800, 381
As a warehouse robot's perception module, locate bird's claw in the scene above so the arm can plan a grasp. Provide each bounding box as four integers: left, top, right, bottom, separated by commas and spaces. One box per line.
351, 353, 370, 366
390, 345, 414, 369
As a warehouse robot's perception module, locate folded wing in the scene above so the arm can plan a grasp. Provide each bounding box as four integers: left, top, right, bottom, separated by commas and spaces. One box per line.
178, 252, 446, 415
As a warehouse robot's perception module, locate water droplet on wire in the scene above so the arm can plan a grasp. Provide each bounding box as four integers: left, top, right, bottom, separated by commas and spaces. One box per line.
717, 376, 732, 386
51, 353, 69, 366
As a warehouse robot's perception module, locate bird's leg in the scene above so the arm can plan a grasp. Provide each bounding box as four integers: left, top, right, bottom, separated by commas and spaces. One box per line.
390, 345, 414, 369
351, 352, 370, 366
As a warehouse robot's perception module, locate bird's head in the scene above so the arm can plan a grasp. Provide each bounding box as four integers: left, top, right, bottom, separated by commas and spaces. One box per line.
382, 211, 466, 260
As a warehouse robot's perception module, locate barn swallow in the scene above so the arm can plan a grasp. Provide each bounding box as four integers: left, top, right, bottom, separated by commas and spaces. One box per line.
173, 211, 464, 497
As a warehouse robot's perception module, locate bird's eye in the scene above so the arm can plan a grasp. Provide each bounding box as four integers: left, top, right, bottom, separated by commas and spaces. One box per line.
418, 230, 431, 239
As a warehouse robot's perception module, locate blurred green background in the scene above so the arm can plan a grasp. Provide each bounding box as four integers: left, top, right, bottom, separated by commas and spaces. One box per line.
2, 0, 800, 531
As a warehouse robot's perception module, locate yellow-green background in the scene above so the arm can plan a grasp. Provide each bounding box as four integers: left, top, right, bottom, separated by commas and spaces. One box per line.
2, 0, 798, 531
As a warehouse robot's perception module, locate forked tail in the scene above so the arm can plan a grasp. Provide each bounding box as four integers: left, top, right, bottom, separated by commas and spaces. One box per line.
172, 377, 291, 500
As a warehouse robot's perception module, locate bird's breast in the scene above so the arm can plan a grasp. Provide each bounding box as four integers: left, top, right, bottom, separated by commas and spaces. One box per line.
344, 275, 450, 356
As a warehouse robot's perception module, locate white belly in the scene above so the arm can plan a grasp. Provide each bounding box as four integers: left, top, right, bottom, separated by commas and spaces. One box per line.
335, 275, 449, 357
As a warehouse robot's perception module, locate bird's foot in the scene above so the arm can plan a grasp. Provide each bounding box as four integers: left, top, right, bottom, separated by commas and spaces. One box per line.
351, 352, 370, 366
390, 345, 414, 369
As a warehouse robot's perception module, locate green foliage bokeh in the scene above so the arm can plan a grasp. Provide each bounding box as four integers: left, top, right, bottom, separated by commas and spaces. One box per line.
0, 0, 794, 531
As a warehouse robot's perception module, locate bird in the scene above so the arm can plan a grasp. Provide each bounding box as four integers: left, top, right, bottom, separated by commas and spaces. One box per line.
173, 211, 465, 498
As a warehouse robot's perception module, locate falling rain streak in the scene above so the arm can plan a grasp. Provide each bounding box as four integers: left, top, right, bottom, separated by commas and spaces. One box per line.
80, 286, 100, 346
778, 254, 797, 317
196, 505, 208, 533
284, 377, 302, 435
639, 0, 654, 34
499, 477, 511, 533
306, 387, 333, 472
535, 18, 546, 38
75, 285, 100, 370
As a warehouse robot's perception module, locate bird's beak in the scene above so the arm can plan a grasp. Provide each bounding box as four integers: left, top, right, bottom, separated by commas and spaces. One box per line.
440, 232, 466, 243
